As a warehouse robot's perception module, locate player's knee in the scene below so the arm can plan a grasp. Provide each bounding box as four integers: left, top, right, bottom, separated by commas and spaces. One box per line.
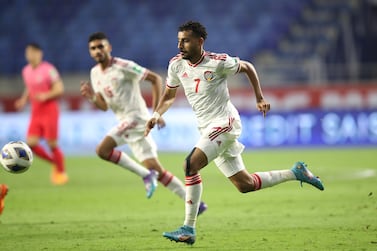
183, 158, 198, 176
47, 141, 58, 149
26, 138, 39, 147
96, 145, 110, 160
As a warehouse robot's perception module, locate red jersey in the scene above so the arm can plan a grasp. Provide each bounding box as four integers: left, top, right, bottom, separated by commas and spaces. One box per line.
22, 61, 61, 114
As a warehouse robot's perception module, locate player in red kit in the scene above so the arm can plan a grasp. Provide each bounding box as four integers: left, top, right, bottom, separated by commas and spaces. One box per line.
15, 43, 68, 185
0, 184, 8, 215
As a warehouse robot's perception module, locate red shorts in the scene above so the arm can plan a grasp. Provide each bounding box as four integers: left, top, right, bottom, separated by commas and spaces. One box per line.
27, 105, 59, 140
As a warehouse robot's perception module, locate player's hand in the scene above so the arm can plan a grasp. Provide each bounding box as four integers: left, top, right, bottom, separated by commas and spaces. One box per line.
256, 99, 270, 117
145, 118, 157, 136
156, 117, 166, 130
80, 81, 94, 99
34, 93, 49, 102
14, 98, 27, 110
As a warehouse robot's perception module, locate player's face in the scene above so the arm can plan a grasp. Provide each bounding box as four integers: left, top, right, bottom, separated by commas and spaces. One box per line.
177, 30, 203, 61
25, 46, 42, 66
89, 39, 112, 64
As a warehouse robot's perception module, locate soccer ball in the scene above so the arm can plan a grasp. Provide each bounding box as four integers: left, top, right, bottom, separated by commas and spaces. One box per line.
0, 141, 33, 173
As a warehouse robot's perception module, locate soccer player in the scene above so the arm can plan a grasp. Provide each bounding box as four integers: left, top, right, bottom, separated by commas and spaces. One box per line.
145, 21, 325, 245
15, 43, 68, 185
80, 32, 207, 212
0, 184, 8, 215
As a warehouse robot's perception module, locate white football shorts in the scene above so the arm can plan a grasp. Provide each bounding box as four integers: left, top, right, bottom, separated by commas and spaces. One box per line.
107, 124, 157, 162
195, 117, 246, 177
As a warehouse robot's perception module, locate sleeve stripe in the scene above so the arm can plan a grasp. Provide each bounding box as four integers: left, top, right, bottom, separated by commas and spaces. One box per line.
141, 69, 149, 81
235, 57, 241, 74
166, 83, 179, 89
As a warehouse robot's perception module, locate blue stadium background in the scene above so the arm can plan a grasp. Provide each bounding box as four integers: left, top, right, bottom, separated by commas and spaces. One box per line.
1, 0, 376, 154
1, 0, 376, 80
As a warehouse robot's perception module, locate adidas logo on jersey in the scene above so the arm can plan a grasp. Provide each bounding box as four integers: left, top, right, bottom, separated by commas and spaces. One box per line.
182, 72, 188, 78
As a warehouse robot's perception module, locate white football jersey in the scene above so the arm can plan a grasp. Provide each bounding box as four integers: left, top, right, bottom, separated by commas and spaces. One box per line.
90, 57, 149, 123
166, 52, 241, 129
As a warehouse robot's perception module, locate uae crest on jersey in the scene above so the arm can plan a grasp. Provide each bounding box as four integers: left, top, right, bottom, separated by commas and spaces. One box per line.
204, 71, 214, 81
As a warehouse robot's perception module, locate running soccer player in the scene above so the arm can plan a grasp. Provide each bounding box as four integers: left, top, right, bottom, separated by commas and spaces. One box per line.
0, 184, 8, 215
80, 32, 207, 212
145, 21, 324, 245
15, 43, 68, 185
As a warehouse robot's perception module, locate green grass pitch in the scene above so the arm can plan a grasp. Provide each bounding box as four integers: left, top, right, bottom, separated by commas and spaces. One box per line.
0, 148, 376, 251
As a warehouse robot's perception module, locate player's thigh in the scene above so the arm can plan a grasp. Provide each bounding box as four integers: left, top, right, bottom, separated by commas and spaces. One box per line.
128, 134, 158, 164
195, 132, 242, 168
104, 124, 129, 148
43, 113, 59, 143
26, 117, 42, 146
26, 135, 40, 147
214, 153, 246, 178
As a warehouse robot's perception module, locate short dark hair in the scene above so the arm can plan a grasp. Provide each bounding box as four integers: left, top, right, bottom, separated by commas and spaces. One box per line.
88, 32, 108, 43
26, 42, 42, 50
178, 21, 207, 40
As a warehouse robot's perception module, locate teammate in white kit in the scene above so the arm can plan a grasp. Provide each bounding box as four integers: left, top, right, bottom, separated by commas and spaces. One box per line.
145, 21, 324, 245
80, 32, 207, 213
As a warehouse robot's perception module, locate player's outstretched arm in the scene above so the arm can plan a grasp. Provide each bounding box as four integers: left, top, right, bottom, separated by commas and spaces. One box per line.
239, 60, 270, 116
80, 81, 108, 111
144, 87, 177, 136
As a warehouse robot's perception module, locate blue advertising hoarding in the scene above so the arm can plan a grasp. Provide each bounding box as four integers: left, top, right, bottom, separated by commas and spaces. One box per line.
0, 108, 376, 155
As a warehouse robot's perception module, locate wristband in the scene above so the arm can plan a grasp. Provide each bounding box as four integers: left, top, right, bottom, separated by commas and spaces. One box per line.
90, 95, 97, 103
152, 111, 161, 120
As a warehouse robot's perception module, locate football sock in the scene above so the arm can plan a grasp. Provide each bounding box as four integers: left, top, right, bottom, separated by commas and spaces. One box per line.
108, 150, 149, 177
252, 170, 296, 190
158, 170, 185, 200
51, 147, 65, 173
183, 173, 202, 228
31, 145, 53, 162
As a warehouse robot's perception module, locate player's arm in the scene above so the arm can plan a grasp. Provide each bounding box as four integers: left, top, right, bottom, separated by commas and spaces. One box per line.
144, 70, 166, 129
45, 79, 64, 100
14, 88, 29, 110
80, 81, 108, 111
144, 70, 162, 111
144, 86, 177, 136
34, 76, 64, 102
238, 60, 270, 116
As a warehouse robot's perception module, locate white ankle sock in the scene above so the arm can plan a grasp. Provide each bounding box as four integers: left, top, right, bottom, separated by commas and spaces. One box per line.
254, 170, 295, 189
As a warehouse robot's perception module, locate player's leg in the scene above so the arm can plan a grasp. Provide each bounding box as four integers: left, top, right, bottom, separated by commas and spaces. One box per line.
219, 156, 324, 192
131, 135, 196, 204
44, 112, 68, 185
162, 147, 207, 244
96, 134, 157, 198
163, 121, 237, 244
142, 156, 208, 214
46, 138, 68, 185
143, 158, 185, 199
26, 117, 53, 162
96, 136, 151, 177
0, 184, 9, 215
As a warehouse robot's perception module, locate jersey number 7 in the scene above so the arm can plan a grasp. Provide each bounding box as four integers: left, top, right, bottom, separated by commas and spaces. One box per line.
194, 78, 201, 93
